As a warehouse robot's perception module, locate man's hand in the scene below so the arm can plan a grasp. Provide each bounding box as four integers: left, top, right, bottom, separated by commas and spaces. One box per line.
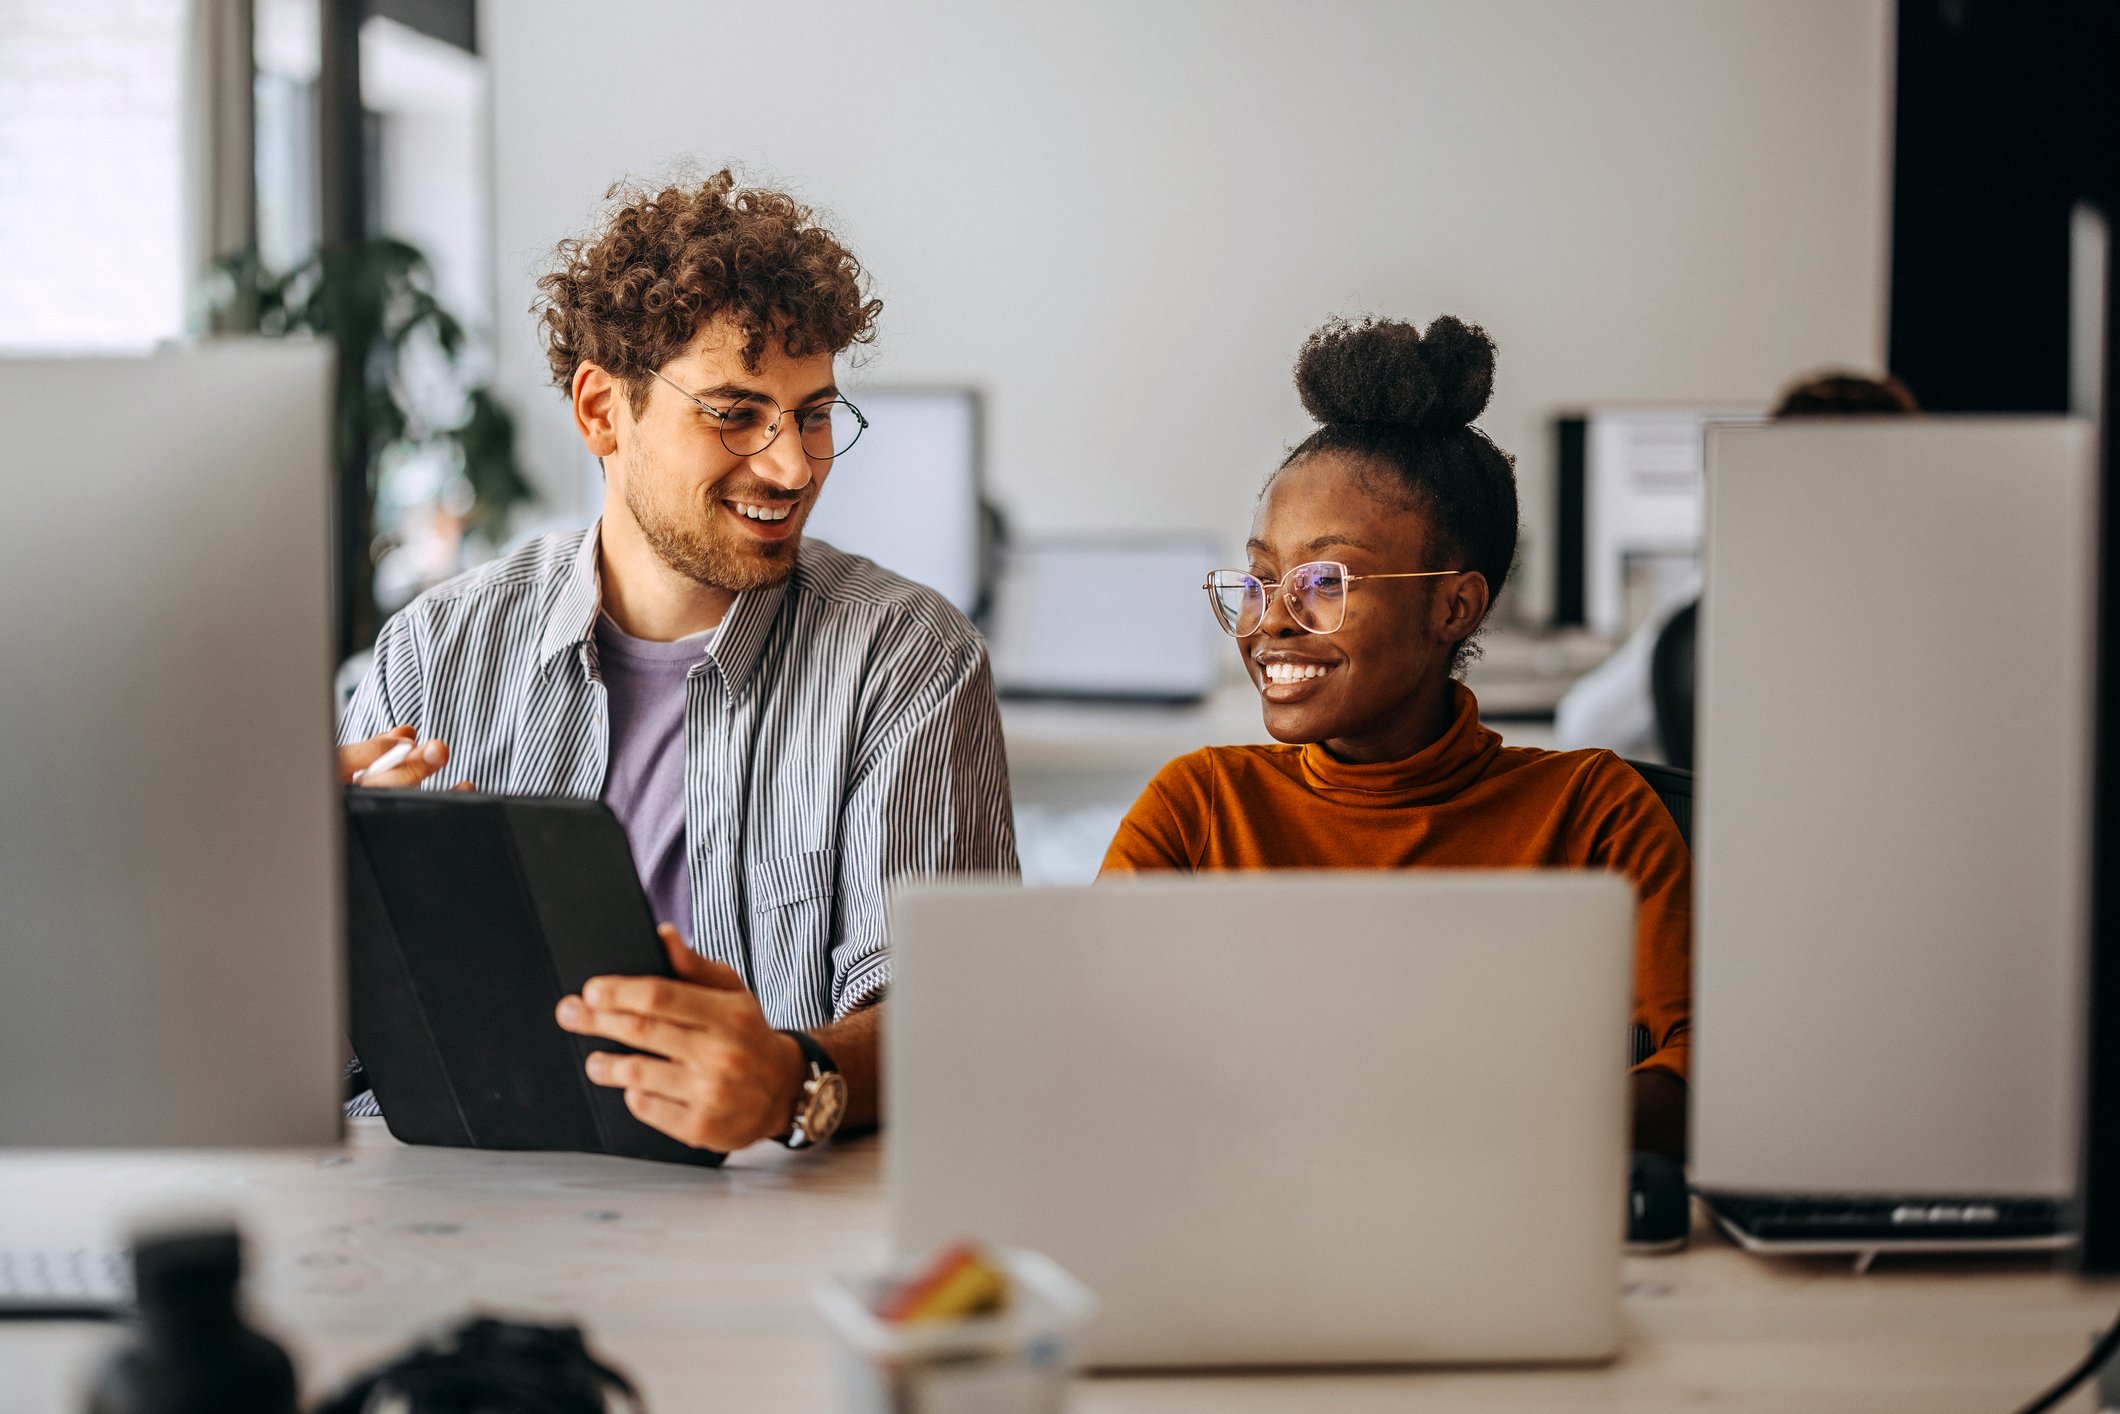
338, 725, 456, 789
555, 924, 808, 1152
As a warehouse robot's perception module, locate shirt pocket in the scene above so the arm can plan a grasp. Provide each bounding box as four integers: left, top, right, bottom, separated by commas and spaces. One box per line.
746, 848, 838, 1026
751, 847, 837, 911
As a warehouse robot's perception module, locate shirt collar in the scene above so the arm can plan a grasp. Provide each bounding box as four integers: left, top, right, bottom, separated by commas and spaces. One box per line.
706, 568, 791, 693
538, 525, 605, 668
538, 520, 794, 694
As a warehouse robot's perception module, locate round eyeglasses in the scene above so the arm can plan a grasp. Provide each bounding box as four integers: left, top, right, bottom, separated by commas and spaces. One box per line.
1204, 561, 1464, 637
652, 369, 868, 461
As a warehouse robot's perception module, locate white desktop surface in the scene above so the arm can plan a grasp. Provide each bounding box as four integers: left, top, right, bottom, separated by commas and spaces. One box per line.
3, 1121, 2113, 1412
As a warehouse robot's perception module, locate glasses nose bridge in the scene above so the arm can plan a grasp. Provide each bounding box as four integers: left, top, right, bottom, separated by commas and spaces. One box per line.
1257, 577, 1308, 636
739, 405, 815, 488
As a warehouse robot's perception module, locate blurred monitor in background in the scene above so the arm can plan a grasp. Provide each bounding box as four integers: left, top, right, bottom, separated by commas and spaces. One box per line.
1553, 406, 1768, 641
986, 537, 1224, 703
802, 386, 986, 618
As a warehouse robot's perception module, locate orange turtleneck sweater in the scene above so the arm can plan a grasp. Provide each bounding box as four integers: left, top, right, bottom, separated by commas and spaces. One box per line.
1100, 686, 1692, 1081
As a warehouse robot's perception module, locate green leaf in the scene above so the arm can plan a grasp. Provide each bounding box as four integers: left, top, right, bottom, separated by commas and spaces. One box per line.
189, 234, 537, 635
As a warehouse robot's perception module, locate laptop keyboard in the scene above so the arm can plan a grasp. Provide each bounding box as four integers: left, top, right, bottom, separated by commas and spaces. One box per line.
0, 1248, 133, 1316
1704, 1193, 2065, 1244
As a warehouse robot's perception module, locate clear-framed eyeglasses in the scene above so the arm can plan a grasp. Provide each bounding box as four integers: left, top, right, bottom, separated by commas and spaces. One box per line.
651, 369, 868, 461
1203, 560, 1464, 637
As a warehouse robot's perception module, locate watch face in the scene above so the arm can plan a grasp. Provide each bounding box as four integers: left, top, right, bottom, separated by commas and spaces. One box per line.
802, 1070, 849, 1144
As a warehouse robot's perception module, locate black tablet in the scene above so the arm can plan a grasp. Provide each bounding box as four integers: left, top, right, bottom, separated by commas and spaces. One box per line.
344, 789, 722, 1167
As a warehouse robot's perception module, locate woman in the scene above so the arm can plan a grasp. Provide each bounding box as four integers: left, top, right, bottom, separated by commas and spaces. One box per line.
1102, 315, 1690, 1156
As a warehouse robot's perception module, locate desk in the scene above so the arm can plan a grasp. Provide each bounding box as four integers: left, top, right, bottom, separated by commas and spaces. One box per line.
3, 1122, 2114, 1412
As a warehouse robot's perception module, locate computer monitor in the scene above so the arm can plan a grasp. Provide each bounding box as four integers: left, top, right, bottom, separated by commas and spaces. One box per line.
802, 386, 986, 617
1693, 417, 2096, 1205
1551, 406, 1766, 634
985, 536, 1225, 703
0, 342, 344, 1147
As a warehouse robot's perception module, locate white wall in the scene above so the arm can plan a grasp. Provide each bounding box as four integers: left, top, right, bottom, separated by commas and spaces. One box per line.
483, 0, 1889, 619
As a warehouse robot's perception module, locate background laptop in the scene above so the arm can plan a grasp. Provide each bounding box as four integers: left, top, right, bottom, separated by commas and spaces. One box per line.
886, 872, 1636, 1368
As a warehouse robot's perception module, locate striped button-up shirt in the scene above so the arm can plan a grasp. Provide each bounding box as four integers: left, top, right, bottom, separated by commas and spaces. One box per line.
340, 524, 1018, 1031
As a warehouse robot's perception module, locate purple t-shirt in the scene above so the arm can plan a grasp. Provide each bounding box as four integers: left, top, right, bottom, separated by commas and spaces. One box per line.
594, 615, 715, 939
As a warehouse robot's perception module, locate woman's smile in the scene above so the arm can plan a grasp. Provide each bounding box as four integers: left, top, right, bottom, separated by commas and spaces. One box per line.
1252, 650, 1342, 702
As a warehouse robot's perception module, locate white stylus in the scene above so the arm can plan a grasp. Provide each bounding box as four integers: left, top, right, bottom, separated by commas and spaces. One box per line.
351, 737, 418, 784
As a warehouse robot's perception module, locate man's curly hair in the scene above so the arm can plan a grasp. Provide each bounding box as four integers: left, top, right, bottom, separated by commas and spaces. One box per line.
536, 170, 881, 412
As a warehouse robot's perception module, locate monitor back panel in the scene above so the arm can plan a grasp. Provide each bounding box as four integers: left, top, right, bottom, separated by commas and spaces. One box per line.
0, 344, 344, 1146
887, 872, 1633, 1368
1693, 418, 2096, 1197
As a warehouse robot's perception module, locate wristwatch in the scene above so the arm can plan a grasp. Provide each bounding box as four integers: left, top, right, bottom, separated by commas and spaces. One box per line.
777, 1029, 847, 1150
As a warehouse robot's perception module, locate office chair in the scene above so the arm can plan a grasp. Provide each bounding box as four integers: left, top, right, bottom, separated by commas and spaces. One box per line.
1623, 758, 1693, 1067
1625, 758, 1693, 851
1649, 599, 1699, 772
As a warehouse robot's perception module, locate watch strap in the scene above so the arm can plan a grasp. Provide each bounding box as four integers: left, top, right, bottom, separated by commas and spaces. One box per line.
780, 1028, 839, 1077
776, 1029, 843, 1149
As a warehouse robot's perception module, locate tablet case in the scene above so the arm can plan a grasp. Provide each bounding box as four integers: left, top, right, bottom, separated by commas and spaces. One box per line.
344, 790, 724, 1167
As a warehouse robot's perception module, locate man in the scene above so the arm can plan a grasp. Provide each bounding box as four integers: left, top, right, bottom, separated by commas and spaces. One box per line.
339, 171, 1016, 1152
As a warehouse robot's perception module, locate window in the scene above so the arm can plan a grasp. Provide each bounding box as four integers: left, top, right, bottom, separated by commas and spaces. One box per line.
0, 0, 190, 351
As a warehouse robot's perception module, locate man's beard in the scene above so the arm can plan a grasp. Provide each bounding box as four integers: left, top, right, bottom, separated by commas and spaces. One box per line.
625, 451, 799, 594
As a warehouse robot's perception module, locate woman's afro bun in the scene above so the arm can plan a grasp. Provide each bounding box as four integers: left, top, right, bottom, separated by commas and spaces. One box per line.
1293, 315, 1496, 433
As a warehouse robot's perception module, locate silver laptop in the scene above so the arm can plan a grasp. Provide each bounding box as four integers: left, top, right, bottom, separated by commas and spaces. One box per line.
886, 872, 1635, 1368
1692, 418, 2095, 1255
